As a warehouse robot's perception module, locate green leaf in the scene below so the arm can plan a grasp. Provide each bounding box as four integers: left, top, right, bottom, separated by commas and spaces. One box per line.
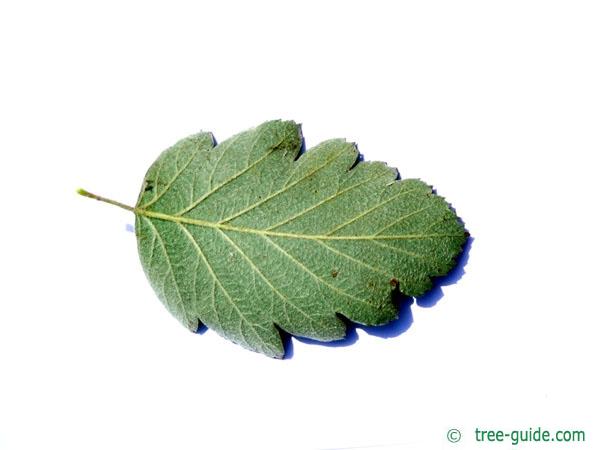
78, 120, 467, 358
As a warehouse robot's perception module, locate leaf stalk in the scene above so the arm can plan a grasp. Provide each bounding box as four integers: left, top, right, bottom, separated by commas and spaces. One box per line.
77, 188, 135, 213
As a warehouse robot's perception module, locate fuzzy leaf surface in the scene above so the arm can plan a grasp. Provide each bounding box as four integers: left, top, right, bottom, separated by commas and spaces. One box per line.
134, 120, 466, 357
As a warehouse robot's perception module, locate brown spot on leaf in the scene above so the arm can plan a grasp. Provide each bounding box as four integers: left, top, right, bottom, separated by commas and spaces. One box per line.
389, 278, 399, 289
331, 270, 338, 278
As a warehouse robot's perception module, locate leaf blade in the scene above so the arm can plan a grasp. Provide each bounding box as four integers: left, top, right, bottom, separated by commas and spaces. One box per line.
134, 120, 467, 357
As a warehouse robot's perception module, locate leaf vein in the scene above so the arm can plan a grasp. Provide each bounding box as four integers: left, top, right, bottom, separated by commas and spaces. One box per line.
178, 224, 271, 351
136, 208, 462, 242
370, 239, 425, 260
219, 144, 349, 224
176, 125, 298, 217
315, 239, 394, 278
266, 172, 388, 231
325, 186, 422, 235
144, 217, 186, 313
141, 147, 197, 209
218, 229, 319, 332
373, 204, 435, 236
263, 235, 382, 312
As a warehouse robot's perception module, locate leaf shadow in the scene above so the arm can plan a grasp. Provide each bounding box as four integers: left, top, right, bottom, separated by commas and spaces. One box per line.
282, 236, 472, 359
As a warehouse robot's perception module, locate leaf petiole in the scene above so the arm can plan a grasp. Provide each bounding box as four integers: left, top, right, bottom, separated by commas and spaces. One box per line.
77, 188, 136, 213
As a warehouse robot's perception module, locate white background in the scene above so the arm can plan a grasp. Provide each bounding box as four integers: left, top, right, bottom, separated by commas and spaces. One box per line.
1, 1, 599, 449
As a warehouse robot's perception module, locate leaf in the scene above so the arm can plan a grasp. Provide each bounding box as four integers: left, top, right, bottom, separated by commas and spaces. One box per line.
78, 120, 467, 358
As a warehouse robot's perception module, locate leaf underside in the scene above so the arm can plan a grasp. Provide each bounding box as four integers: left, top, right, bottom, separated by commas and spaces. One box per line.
134, 120, 466, 358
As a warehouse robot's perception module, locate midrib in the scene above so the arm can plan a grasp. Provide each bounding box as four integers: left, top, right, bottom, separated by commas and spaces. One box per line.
134, 207, 460, 241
